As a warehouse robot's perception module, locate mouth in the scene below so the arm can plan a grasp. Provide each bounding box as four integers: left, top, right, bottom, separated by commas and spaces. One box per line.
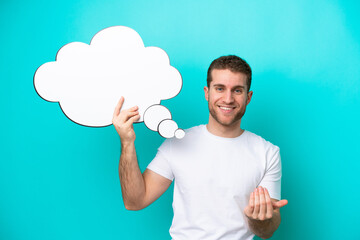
218, 106, 236, 113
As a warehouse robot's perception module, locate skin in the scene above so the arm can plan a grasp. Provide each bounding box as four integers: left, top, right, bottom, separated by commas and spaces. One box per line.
204, 68, 253, 138
205, 69, 288, 238
113, 68, 288, 238
112, 97, 172, 210
244, 186, 288, 239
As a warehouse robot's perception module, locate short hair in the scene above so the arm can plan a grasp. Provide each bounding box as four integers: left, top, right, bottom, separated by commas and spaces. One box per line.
207, 55, 252, 92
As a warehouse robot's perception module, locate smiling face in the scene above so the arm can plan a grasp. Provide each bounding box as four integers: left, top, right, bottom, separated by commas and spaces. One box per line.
204, 69, 253, 135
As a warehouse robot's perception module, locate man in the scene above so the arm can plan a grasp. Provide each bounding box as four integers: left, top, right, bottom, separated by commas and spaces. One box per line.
112, 55, 288, 239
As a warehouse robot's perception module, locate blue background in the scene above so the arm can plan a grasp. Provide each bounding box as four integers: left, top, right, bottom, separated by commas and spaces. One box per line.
1, 0, 359, 239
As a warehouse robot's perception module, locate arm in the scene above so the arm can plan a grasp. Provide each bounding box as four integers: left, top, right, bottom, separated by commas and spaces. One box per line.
244, 186, 288, 239
113, 97, 172, 210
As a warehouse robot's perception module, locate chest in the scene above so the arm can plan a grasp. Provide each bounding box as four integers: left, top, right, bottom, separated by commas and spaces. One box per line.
171, 143, 265, 198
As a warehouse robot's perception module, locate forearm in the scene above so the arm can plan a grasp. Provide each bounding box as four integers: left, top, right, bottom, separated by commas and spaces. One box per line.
119, 141, 145, 210
247, 211, 281, 239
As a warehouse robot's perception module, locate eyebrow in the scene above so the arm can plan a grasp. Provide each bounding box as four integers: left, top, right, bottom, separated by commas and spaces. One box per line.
213, 84, 245, 90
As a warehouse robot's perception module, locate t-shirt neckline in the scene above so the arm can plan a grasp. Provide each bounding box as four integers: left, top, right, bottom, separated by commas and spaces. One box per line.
201, 124, 248, 141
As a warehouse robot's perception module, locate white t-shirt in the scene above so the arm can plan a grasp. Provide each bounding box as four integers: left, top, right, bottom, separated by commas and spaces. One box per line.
147, 125, 282, 240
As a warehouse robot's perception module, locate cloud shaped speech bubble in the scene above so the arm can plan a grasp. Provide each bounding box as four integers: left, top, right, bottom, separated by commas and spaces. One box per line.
34, 26, 185, 139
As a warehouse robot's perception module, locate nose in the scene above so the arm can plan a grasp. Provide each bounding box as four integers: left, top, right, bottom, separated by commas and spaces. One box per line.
223, 90, 234, 103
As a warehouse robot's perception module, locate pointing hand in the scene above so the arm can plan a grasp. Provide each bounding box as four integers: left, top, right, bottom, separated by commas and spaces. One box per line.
112, 96, 140, 144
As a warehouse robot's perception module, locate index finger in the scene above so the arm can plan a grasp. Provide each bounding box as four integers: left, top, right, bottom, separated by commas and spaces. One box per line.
113, 96, 124, 118
244, 191, 255, 217
248, 191, 255, 212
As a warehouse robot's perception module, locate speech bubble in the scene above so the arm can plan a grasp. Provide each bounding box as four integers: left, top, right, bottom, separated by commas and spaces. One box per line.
143, 105, 185, 139
34, 26, 185, 138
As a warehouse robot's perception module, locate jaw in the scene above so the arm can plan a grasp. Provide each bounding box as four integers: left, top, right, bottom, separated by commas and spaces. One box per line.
207, 102, 246, 137
207, 112, 242, 137
209, 106, 241, 127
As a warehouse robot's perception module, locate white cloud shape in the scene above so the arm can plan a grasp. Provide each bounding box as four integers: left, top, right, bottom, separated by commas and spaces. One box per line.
34, 26, 184, 138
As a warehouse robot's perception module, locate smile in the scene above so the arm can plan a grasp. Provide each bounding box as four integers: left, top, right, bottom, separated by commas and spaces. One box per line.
219, 106, 236, 112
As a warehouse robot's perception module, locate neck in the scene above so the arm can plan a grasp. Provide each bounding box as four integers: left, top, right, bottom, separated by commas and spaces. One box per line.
206, 117, 244, 138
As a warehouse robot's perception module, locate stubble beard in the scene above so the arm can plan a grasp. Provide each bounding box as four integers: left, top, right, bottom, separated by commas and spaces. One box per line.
208, 103, 246, 127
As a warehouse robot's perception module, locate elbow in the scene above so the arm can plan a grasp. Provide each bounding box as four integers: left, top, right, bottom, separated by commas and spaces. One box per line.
124, 202, 144, 211
124, 205, 142, 211
259, 233, 273, 239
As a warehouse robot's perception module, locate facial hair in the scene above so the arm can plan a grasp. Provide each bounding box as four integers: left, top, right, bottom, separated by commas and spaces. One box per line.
208, 101, 247, 127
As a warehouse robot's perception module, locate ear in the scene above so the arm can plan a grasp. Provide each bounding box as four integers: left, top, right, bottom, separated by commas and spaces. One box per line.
246, 91, 253, 105
204, 86, 209, 101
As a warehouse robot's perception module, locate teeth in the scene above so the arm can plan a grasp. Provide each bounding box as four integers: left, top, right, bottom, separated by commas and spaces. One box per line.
220, 106, 233, 110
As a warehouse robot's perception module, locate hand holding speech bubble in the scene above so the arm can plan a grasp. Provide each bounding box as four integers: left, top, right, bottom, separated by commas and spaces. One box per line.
34, 26, 185, 139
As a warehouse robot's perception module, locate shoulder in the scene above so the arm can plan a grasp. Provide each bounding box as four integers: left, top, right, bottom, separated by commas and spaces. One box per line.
172, 125, 205, 142
179, 124, 204, 135
245, 130, 280, 153
158, 125, 205, 150
244, 131, 281, 170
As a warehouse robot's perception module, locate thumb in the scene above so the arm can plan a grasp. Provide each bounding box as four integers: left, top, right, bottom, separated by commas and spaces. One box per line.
272, 199, 288, 209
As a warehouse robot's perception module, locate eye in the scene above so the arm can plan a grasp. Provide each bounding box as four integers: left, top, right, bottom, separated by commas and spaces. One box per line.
234, 89, 243, 94
216, 87, 224, 92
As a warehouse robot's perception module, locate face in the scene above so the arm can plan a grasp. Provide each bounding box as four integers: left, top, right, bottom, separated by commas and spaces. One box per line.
204, 69, 253, 128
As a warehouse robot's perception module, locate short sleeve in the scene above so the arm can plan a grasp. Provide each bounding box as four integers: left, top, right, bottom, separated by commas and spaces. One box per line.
258, 146, 282, 200
146, 139, 174, 181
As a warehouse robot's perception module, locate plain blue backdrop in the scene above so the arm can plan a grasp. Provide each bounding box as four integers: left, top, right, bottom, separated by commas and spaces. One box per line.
1, 0, 359, 239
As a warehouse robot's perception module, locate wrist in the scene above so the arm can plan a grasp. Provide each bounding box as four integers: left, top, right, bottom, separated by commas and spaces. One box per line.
121, 140, 135, 149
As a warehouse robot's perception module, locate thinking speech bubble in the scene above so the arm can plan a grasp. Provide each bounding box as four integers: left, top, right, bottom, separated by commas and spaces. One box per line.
34, 26, 185, 139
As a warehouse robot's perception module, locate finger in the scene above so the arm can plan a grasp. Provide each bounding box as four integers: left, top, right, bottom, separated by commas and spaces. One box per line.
245, 192, 255, 216
249, 191, 255, 211
273, 199, 288, 209
114, 109, 138, 125
118, 107, 139, 123
253, 188, 260, 218
264, 188, 273, 219
113, 97, 124, 118
129, 113, 140, 124
258, 187, 266, 220
126, 113, 140, 126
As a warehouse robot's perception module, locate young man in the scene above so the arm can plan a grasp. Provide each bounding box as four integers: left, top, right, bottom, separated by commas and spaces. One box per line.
112, 55, 288, 239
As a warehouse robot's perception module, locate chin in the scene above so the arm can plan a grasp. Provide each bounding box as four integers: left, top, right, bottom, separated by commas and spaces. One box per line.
209, 105, 245, 127
214, 116, 239, 127
219, 120, 239, 127
212, 112, 244, 127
